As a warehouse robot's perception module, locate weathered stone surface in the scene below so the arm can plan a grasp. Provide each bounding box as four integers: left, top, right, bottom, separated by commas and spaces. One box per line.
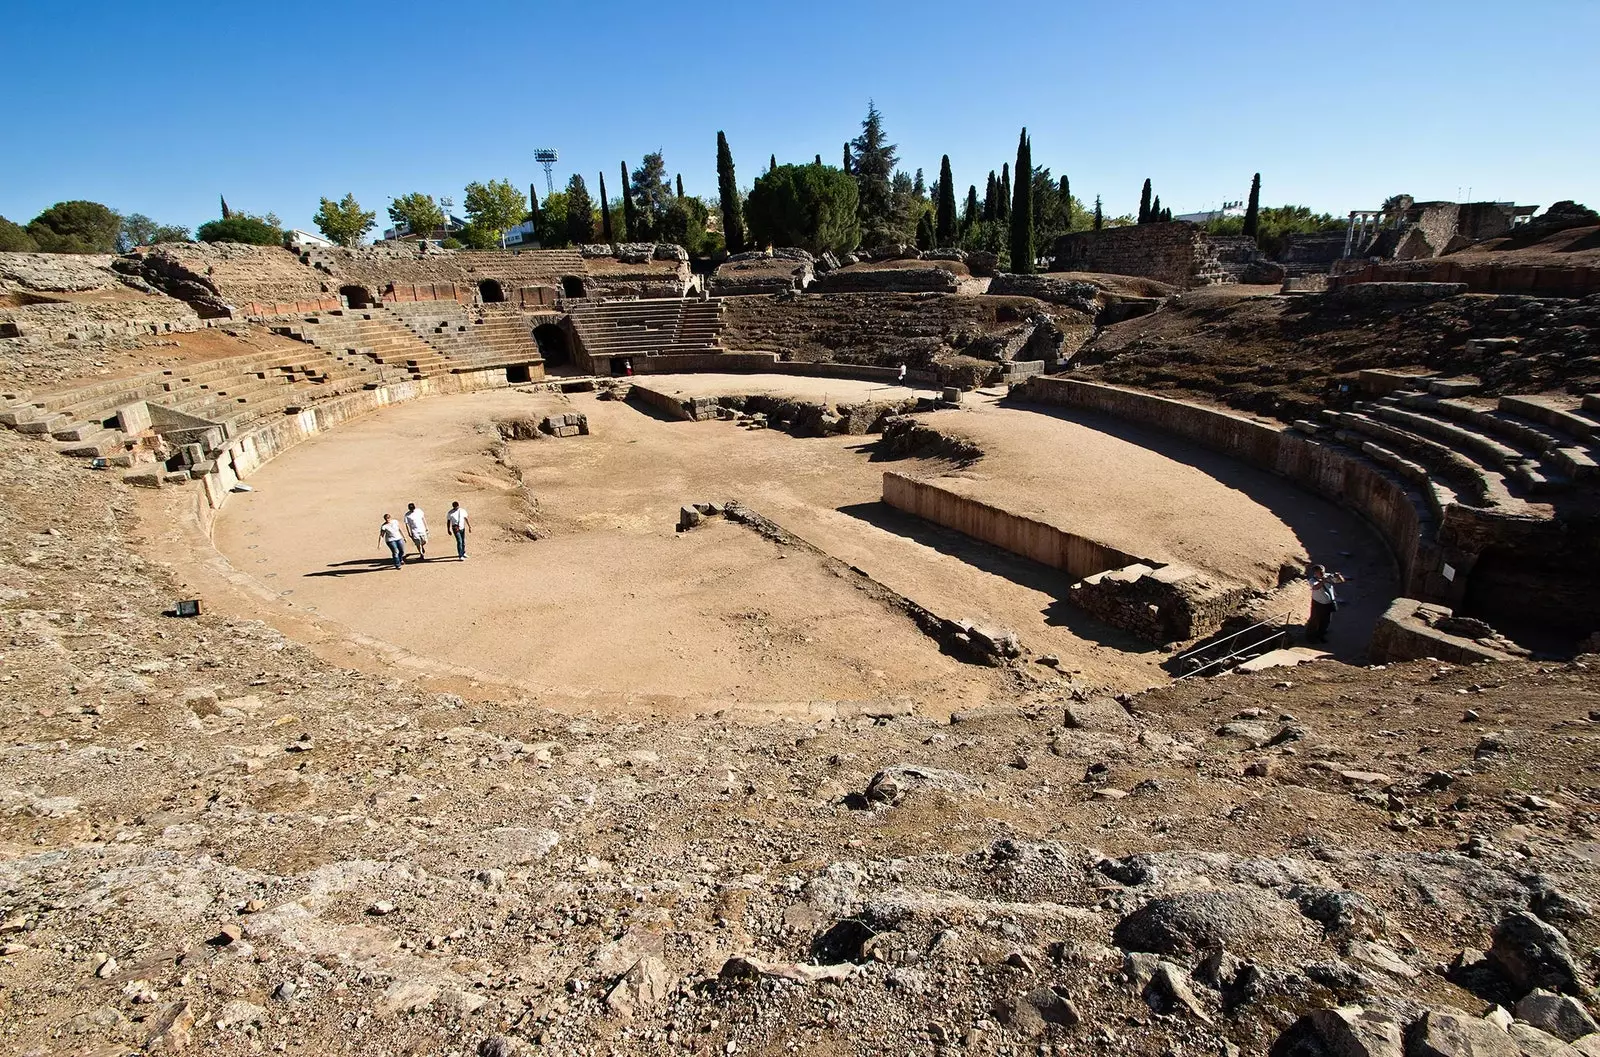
1516, 990, 1600, 1042
1305, 1005, 1406, 1057
1113, 889, 1318, 957
1490, 912, 1588, 996
1408, 1011, 1520, 1057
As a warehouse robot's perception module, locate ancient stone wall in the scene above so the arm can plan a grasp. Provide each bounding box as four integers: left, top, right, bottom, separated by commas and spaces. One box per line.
1069, 562, 1253, 644
810, 267, 961, 294
1329, 259, 1600, 298
1369, 597, 1524, 664
1052, 223, 1205, 287
882, 471, 1149, 579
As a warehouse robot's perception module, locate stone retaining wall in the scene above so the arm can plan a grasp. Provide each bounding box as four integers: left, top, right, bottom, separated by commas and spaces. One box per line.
1369, 598, 1522, 664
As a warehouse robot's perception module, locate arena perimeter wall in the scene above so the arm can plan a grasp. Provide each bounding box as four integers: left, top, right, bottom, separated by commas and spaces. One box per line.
882, 472, 1152, 579
1011, 376, 1443, 602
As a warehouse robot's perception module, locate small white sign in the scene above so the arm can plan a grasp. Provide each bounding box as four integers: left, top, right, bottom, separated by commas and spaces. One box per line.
1442, 563, 1456, 582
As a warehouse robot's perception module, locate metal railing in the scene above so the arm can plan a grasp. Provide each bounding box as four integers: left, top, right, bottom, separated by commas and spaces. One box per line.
1174, 611, 1295, 680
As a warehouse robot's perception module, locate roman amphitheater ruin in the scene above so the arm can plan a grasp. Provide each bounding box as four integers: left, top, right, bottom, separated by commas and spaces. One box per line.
2, 203, 1599, 1057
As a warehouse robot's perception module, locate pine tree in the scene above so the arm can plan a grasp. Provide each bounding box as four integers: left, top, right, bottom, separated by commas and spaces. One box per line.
716, 131, 746, 254
621, 161, 638, 241
1151, 194, 1162, 222
599, 172, 613, 243
851, 101, 899, 246
963, 185, 979, 232
1008, 128, 1034, 275
913, 168, 926, 199
999, 163, 1011, 221
935, 155, 957, 246
1138, 179, 1152, 224
566, 174, 595, 245
1094, 196, 1103, 231
676, 174, 685, 199
1059, 175, 1072, 230
1243, 172, 1261, 238
983, 172, 998, 222
916, 211, 934, 251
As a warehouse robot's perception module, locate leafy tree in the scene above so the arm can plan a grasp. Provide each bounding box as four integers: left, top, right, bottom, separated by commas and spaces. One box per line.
851, 101, 899, 246
537, 191, 570, 248
456, 222, 499, 250
1009, 129, 1034, 275
1094, 196, 1104, 231
621, 162, 638, 241
0, 216, 38, 252
312, 193, 376, 247
958, 219, 1009, 270
716, 131, 746, 254
565, 175, 595, 245
631, 151, 672, 239
744, 162, 859, 255
598, 172, 614, 242
1243, 172, 1261, 238
658, 195, 710, 253
998, 164, 1011, 222
1138, 179, 1153, 224
464, 179, 527, 248
388, 192, 445, 240
935, 155, 957, 246
962, 185, 979, 233
196, 216, 283, 245
1206, 203, 1344, 256
915, 211, 934, 251
26, 200, 121, 253
118, 213, 188, 251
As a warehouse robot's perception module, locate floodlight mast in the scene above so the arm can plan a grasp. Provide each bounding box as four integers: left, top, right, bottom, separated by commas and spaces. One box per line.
533, 149, 560, 197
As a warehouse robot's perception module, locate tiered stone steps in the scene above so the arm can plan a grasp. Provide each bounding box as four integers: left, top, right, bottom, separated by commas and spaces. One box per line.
274, 306, 448, 381
567, 298, 725, 361
384, 301, 547, 373
1303, 383, 1600, 518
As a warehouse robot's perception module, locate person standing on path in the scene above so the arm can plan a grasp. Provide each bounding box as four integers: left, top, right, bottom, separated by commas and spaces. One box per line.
1306, 563, 1347, 644
379, 513, 405, 570
446, 501, 470, 561
403, 502, 429, 561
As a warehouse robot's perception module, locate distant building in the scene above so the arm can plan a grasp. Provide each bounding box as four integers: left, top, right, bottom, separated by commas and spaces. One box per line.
380, 215, 467, 243
502, 220, 540, 247
287, 229, 333, 249
1175, 200, 1247, 225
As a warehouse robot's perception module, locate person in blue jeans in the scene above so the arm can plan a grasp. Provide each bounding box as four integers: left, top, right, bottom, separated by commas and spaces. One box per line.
446, 501, 471, 560
379, 513, 406, 569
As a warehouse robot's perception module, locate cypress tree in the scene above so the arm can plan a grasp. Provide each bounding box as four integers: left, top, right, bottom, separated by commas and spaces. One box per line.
915, 211, 934, 251
1163, 207, 1173, 222
621, 161, 638, 241
814, 154, 822, 166
529, 185, 541, 232
715, 131, 746, 254
1151, 194, 1162, 222
1008, 128, 1034, 275
842, 142, 851, 174
983, 172, 998, 222
999, 163, 1011, 221
1243, 172, 1261, 238
1094, 196, 1103, 231
935, 155, 957, 246
770, 153, 777, 173
963, 185, 979, 232
1138, 179, 1152, 224
598, 171, 613, 243
675, 173, 685, 199
1059, 175, 1071, 230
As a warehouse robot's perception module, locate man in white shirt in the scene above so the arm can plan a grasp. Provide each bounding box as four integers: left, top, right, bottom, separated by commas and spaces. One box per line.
403, 503, 429, 561
446, 501, 470, 561
1306, 564, 1347, 644
379, 513, 405, 569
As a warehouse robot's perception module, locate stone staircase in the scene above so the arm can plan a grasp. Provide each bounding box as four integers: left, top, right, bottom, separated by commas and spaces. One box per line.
385, 301, 546, 372
567, 298, 725, 362
273, 305, 448, 382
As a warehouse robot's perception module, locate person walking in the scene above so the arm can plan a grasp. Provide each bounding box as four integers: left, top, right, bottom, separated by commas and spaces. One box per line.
446, 501, 470, 561
403, 502, 429, 561
1306, 563, 1347, 644
897, 362, 907, 384
379, 513, 406, 570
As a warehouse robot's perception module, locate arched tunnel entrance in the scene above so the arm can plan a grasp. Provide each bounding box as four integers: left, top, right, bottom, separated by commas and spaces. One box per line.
478, 279, 507, 303
560, 275, 586, 299
533, 322, 573, 369
340, 285, 375, 309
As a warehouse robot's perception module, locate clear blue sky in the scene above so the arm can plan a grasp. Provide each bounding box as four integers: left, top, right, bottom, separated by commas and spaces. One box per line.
4, 0, 1596, 236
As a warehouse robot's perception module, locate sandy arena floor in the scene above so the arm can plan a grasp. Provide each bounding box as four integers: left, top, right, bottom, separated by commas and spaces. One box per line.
205, 376, 1395, 711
